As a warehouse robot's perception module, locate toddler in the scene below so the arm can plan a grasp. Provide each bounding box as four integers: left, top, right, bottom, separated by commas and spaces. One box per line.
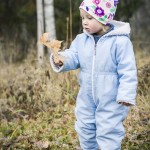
47, 0, 138, 149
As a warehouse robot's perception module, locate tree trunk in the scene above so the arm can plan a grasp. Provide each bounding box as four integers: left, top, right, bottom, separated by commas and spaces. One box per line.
36, 0, 44, 67
44, 0, 56, 40
36, 0, 56, 67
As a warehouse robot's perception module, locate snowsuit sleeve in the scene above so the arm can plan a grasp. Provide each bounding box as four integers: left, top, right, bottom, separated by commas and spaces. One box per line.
115, 36, 138, 105
50, 36, 80, 72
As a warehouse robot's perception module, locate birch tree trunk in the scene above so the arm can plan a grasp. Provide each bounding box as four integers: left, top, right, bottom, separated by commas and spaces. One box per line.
36, 0, 44, 67
44, 0, 56, 40
36, 0, 56, 67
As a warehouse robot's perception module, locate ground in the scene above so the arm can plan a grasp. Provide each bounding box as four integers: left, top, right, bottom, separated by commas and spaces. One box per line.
0, 50, 149, 149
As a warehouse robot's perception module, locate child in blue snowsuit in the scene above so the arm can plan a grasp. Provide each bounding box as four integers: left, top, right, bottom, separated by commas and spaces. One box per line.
49, 0, 138, 149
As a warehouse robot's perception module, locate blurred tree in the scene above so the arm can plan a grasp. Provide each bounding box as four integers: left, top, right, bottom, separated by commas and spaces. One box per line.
0, 0, 144, 41
115, 0, 144, 22
44, 0, 56, 39
0, 0, 36, 38
54, 0, 144, 40
0, 0, 146, 63
54, 0, 81, 40
36, 0, 56, 67
0, 0, 36, 63
131, 0, 150, 41
36, 0, 44, 67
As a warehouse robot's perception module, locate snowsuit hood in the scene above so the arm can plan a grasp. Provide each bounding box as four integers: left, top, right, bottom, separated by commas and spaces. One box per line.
83, 20, 131, 37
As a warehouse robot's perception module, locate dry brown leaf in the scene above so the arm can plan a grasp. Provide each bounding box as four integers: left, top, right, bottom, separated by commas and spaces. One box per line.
40, 34, 64, 62
40, 34, 63, 54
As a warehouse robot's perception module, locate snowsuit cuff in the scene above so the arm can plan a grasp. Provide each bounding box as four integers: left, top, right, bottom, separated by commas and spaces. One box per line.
50, 53, 64, 73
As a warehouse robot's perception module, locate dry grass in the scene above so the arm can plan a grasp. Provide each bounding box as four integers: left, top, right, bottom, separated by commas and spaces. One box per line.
0, 50, 149, 149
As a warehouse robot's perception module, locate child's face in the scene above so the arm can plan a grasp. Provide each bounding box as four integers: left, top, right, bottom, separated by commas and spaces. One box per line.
80, 9, 104, 35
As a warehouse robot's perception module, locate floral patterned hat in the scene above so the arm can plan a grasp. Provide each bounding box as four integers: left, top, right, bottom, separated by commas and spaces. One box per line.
79, 0, 119, 25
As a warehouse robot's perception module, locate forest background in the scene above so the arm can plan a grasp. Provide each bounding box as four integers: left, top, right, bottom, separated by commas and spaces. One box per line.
0, 0, 150, 149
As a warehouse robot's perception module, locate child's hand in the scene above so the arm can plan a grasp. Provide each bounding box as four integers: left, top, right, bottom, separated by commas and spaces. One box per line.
40, 33, 64, 67
53, 54, 64, 67
118, 102, 132, 106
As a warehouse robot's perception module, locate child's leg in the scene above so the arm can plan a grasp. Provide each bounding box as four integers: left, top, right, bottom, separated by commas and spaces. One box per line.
95, 98, 129, 150
75, 92, 99, 150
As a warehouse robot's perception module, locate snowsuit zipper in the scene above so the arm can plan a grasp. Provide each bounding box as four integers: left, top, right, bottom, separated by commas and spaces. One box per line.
92, 43, 97, 104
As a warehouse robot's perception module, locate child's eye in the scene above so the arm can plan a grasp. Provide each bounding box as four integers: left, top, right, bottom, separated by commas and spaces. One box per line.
88, 17, 93, 20
80, 17, 84, 20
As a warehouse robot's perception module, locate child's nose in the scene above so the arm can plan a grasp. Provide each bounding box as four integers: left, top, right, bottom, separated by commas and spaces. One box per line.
83, 19, 88, 25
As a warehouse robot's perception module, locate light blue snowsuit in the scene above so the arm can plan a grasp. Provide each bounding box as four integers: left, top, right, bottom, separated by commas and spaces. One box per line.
50, 21, 138, 150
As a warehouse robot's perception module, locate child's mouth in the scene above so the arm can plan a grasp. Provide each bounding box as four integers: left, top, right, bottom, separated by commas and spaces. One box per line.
85, 28, 90, 32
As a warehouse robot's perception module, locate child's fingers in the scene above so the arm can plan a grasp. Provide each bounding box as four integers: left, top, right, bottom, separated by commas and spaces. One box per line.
53, 55, 63, 66
57, 61, 63, 66
54, 60, 63, 66
118, 102, 131, 106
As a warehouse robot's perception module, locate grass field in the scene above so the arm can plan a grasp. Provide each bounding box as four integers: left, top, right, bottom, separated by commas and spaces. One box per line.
0, 49, 150, 149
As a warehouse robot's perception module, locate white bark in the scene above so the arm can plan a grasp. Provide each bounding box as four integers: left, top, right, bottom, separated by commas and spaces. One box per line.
36, 0, 56, 67
36, 0, 44, 67
44, 0, 56, 40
